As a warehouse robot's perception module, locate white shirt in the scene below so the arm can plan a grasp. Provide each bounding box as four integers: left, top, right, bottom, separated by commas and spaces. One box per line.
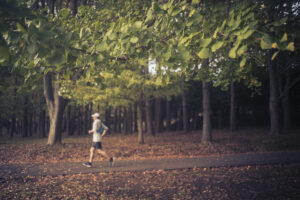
92, 119, 108, 142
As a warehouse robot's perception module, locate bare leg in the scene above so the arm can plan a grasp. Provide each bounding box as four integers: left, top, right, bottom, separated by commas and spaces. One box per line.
97, 149, 110, 159
89, 147, 95, 163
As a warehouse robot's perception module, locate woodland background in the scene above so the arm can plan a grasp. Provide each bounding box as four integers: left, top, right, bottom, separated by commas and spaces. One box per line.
0, 0, 299, 145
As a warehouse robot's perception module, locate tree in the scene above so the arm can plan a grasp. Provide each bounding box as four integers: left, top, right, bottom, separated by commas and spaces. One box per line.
154, 97, 162, 134
230, 82, 237, 131
145, 97, 153, 135
181, 81, 189, 133
202, 81, 212, 143
1, 0, 297, 143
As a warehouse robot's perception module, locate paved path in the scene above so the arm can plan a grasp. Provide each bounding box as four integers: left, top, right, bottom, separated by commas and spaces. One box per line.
1, 151, 300, 178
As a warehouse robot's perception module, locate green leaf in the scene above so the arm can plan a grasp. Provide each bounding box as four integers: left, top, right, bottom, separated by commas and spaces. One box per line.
63, 70, 71, 80
133, 21, 143, 29
161, 3, 169, 10
280, 33, 287, 43
240, 57, 246, 67
165, 48, 172, 61
271, 51, 279, 60
46, 50, 65, 66
28, 43, 37, 55
38, 47, 49, 58
80, 28, 84, 39
154, 42, 164, 55
138, 58, 148, 66
228, 39, 241, 58
96, 54, 105, 62
240, 30, 254, 40
237, 45, 248, 56
145, 9, 153, 23
64, 32, 73, 42
16, 23, 26, 33
231, 18, 242, 30
130, 36, 139, 43
199, 38, 212, 48
273, 17, 287, 26
211, 41, 223, 52
213, 27, 219, 38
178, 36, 190, 47
286, 42, 294, 52
178, 48, 190, 61
260, 39, 272, 50
197, 48, 212, 59
0, 45, 10, 61
192, 0, 200, 5
262, 34, 273, 44
96, 41, 107, 52
229, 47, 237, 58
59, 8, 70, 18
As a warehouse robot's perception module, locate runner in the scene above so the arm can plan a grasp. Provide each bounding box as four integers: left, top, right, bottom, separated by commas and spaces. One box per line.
83, 113, 115, 168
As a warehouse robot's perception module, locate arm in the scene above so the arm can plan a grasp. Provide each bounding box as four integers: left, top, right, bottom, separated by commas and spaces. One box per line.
88, 120, 98, 134
101, 123, 109, 137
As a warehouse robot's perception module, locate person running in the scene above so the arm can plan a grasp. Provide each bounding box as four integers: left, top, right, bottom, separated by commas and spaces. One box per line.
83, 113, 115, 168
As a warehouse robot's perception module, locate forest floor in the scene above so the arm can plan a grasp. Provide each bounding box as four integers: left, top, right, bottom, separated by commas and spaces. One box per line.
1, 129, 300, 164
1, 129, 300, 199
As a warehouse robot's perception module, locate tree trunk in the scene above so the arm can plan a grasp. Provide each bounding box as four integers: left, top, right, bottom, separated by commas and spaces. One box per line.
84, 104, 89, 134
29, 112, 33, 136
44, 73, 65, 145
10, 117, 16, 138
66, 104, 73, 136
230, 82, 237, 132
182, 89, 188, 133
217, 110, 222, 129
41, 0, 45, 8
71, 0, 78, 15
114, 107, 118, 133
0, 120, 2, 136
22, 96, 28, 137
128, 104, 133, 134
177, 105, 182, 131
154, 97, 162, 135
117, 106, 122, 133
10, 78, 17, 137
282, 69, 291, 130
39, 109, 46, 138
134, 103, 138, 133
145, 97, 153, 135
166, 98, 171, 132
33, 110, 37, 135
137, 96, 144, 144
105, 107, 111, 127
89, 104, 93, 128
202, 82, 212, 144
57, 0, 63, 11
123, 107, 128, 134
49, 0, 56, 15
268, 55, 281, 135
79, 105, 83, 135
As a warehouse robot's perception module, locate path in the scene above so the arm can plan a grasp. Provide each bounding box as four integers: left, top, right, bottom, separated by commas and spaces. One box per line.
1, 151, 300, 178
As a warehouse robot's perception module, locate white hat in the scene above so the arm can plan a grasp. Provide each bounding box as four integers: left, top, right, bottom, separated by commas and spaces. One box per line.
91, 113, 100, 118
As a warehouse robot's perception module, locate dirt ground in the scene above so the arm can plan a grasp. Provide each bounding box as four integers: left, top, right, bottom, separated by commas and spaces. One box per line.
1, 129, 300, 199
1, 129, 299, 165
1, 164, 299, 200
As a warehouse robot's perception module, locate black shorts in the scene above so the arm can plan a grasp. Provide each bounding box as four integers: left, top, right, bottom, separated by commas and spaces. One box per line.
92, 142, 102, 149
